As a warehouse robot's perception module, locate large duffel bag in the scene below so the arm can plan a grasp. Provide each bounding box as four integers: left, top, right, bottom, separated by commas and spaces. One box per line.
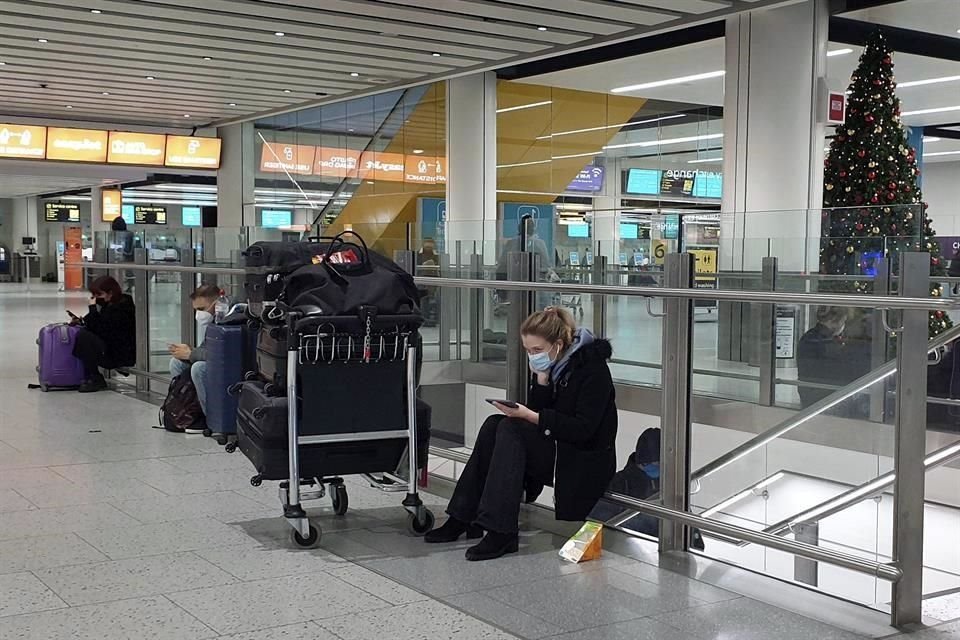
235, 381, 430, 481
282, 232, 420, 319
243, 241, 320, 317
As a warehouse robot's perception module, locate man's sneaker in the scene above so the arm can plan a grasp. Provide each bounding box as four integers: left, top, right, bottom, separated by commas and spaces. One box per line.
78, 376, 108, 393
184, 426, 206, 435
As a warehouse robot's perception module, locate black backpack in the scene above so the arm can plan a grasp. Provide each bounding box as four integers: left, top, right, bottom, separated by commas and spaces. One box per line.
283, 231, 420, 318
159, 372, 205, 433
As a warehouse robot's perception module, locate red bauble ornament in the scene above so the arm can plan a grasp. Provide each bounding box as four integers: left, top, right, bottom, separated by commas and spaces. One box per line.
839, 171, 847, 178
888, 182, 897, 190
865, 114, 875, 122
933, 258, 940, 266
937, 311, 945, 319
887, 192, 896, 200
868, 171, 877, 179
905, 186, 912, 193
858, 150, 867, 158
855, 223, 864, 231
883, 55, 892, 64
855, 194, 864, 204
871, 195, 879, 204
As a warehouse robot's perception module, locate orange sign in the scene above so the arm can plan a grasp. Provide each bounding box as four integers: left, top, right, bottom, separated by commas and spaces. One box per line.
404, 155, 447, 185
63, 226, 83, 290
316, 147, 362, 179
46, 127, 108, 162
108, 132, 166, 165
0, 124, 47, 158
359, 151, 406, 182
165, 135, 222, 169
101, 189, 123, 222
260, 142, 315, 175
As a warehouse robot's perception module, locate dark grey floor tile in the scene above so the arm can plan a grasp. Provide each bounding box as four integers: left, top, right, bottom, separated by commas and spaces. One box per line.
653, 597, 870, 640
483, 568, 707, 632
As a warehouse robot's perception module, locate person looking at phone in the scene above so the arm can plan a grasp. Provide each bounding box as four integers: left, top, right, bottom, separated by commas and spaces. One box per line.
68, 275, 136, 393
168, 284, 220, 430
426, 307, 617, 561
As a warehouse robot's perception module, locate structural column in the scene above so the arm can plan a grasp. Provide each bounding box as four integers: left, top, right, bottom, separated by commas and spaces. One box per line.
217, 122, 256, 230
446, 72, 497, 262
720, 0, 830, 272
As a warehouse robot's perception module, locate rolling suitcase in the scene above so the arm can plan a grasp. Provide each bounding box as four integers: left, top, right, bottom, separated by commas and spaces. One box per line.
36, 324, 86, 391
205, 324, 254, 437
255, 325, 287, 393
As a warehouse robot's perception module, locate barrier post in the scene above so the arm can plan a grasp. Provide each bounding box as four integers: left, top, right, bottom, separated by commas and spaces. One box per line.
870, 257, 893, 422
506, 251, 535, 404
133, 249, 150, 393
592, 255, 608, 338
758, 257, 778, 406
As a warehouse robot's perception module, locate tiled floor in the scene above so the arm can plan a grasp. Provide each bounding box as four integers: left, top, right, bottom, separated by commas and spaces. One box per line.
0, 284, 955, 639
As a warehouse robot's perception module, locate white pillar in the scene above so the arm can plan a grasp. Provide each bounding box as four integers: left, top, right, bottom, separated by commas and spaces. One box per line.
90, 186, 110, 236
217, 122, 256, 229
593, 194, 619, 261
720, 0, 829, 272
446, 72, 497, 262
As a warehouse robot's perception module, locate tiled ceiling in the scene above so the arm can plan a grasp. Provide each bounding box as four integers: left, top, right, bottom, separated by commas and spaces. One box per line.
0, 0, 794, 128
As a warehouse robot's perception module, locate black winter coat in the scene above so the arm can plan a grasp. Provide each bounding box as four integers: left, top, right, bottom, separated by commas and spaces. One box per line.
83, 294, 137, 367
527, 339, 618, 521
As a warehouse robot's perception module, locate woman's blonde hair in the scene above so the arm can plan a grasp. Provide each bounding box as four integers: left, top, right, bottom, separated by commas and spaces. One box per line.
521, 306, 576, 347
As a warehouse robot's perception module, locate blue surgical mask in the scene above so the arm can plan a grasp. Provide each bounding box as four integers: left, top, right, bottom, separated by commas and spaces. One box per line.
528, 344, 558, 372
640, 462, 660, 479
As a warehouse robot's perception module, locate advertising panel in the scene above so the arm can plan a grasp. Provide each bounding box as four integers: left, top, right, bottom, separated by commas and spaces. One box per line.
108, 132, 166, 165
360, 151, 405, 182
404, 155, 447, 185
164, 135, 221, 168
260, 142, 315, 175
63, 226, 84, 290
101, 189, 123, 222
567, 165, 605, 192
315, 147, 362, 179
0, 124, 46, 158
46, 127, 109, 162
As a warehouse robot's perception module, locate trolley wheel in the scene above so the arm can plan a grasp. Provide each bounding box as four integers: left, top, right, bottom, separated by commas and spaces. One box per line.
331, 485, 349, 516
291, 524, 321, 548
406, 509, 435, 536
264, 383, 278, 396
244, 371, 258, 382
225, 441, 238, 453
40, 384, 49, 392
250, 474, 263, 487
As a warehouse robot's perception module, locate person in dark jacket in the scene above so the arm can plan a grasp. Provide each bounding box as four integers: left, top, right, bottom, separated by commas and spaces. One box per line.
70, 275, 136, 393
796, 306, 870, 415
426, 306, 618, 561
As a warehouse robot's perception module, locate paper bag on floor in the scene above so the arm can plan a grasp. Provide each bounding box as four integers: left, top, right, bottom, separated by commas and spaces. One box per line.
559, 521, 603, 563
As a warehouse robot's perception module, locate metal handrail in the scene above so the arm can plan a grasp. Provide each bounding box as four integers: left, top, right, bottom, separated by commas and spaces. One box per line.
691, 323, 960, 484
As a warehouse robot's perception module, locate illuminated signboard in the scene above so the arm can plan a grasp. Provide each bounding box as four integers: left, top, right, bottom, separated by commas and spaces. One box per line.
692, 171, 723, 198
359, 151, 405, 182
165, 136, 221, 169
108, 132, 166, 166
315, 147, 362, 179
261, 209, 292, 228
0, 124, 46, 158
260, 142, 315, 175
46, 127, 109, 162
624, 169, 660, 195
182, 206, 202, 227
101, 189, 123, 222
404, 155, 446, 185
45, 202, 81, 223
121, 205, 135, 225
134, 205, 167, 225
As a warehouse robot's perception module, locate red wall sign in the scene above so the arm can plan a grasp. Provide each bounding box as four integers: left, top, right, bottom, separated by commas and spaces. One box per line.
828, 92, 846, 125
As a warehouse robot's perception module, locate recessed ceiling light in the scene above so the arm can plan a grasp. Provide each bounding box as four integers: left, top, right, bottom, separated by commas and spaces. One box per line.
202, 56, 212, 61
350, 72, 360, 77
183, 114, 191, 118
348, 128, 355, 132
432, 52, 441, 57
274, 31, 285, 37
612, 70, 725, 93
412, 149, 424, 154
90, 9, 101, 13
228, 102, 237, 106
65, 105, 73, 109
0, 62, 5, 66
537, 26, 548, 31
37, 38, 48, 43
145, 76, 155, 80
827, 48, 853, 57
102, 91, 110, 95
283, 89, 292, 93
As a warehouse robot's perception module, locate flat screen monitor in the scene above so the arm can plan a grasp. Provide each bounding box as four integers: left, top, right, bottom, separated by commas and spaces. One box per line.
567, 223, 589, 238
624, 169, 660, 196
121, 204, 135, 225
262, 209, 292, 228
620, 222, 639, 240
44, 202, 80, 223
21, 237, 36, 245
182, 206, 202, 227
134, 205, 167, 225
693, 171, 723, 198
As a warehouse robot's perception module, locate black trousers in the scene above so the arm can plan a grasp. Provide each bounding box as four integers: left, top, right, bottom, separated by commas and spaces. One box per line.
72, 329, 111, 379
447, 414, 556, 534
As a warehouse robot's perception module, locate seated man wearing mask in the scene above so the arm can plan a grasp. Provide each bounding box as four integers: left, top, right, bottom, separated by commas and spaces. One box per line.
168, 284, 219, 432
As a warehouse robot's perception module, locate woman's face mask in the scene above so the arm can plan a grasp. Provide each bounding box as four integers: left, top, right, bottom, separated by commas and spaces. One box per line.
640, 462, 660, 479
527, 343, 559, 372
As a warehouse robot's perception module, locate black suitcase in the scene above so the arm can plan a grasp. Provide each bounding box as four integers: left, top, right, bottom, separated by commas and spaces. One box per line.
255, 325, 287, 392
236, 380, 431, 481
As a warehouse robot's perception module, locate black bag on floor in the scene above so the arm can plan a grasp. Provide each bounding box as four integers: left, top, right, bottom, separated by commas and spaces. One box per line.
159, 372, 205, 433
282, 232, 420, 318
235, 380, 414, 481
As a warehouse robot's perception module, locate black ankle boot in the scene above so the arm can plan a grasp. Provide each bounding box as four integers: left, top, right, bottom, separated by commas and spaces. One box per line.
465, 531, 519, 561
424, 518, 484, 543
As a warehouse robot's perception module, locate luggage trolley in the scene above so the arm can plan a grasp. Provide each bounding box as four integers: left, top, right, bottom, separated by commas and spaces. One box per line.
272, 309, 434, 548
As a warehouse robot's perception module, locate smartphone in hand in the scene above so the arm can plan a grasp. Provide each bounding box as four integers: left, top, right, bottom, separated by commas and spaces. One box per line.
486, 399, 519, 409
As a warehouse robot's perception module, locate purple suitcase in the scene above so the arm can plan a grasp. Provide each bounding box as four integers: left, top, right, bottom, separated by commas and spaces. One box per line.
37, 324, 86, 391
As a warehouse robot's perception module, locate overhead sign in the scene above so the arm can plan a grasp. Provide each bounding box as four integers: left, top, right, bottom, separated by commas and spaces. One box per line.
260, 142, 316, 175
134, 205, 167, 225
0, 124, 47, 158
45, 202, 80, 223
316, 147, 361, 178
361, 151, 405, 182
46, 127, 109, 162
403, 155, 446, 185
108, 132, 166, 165
827, 91, 846, 125
567, 165, 605, 192
101, 189, 123, 222
165, 135, 221, 169
660, 169, 695, 197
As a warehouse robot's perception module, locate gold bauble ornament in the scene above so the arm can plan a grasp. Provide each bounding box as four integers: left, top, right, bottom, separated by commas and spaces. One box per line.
846, 246, 855, 254
826, 184, 834, 191
873, 227, 880, 233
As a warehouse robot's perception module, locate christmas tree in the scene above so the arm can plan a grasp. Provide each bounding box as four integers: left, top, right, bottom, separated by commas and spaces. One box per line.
821, 30, 951, 337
